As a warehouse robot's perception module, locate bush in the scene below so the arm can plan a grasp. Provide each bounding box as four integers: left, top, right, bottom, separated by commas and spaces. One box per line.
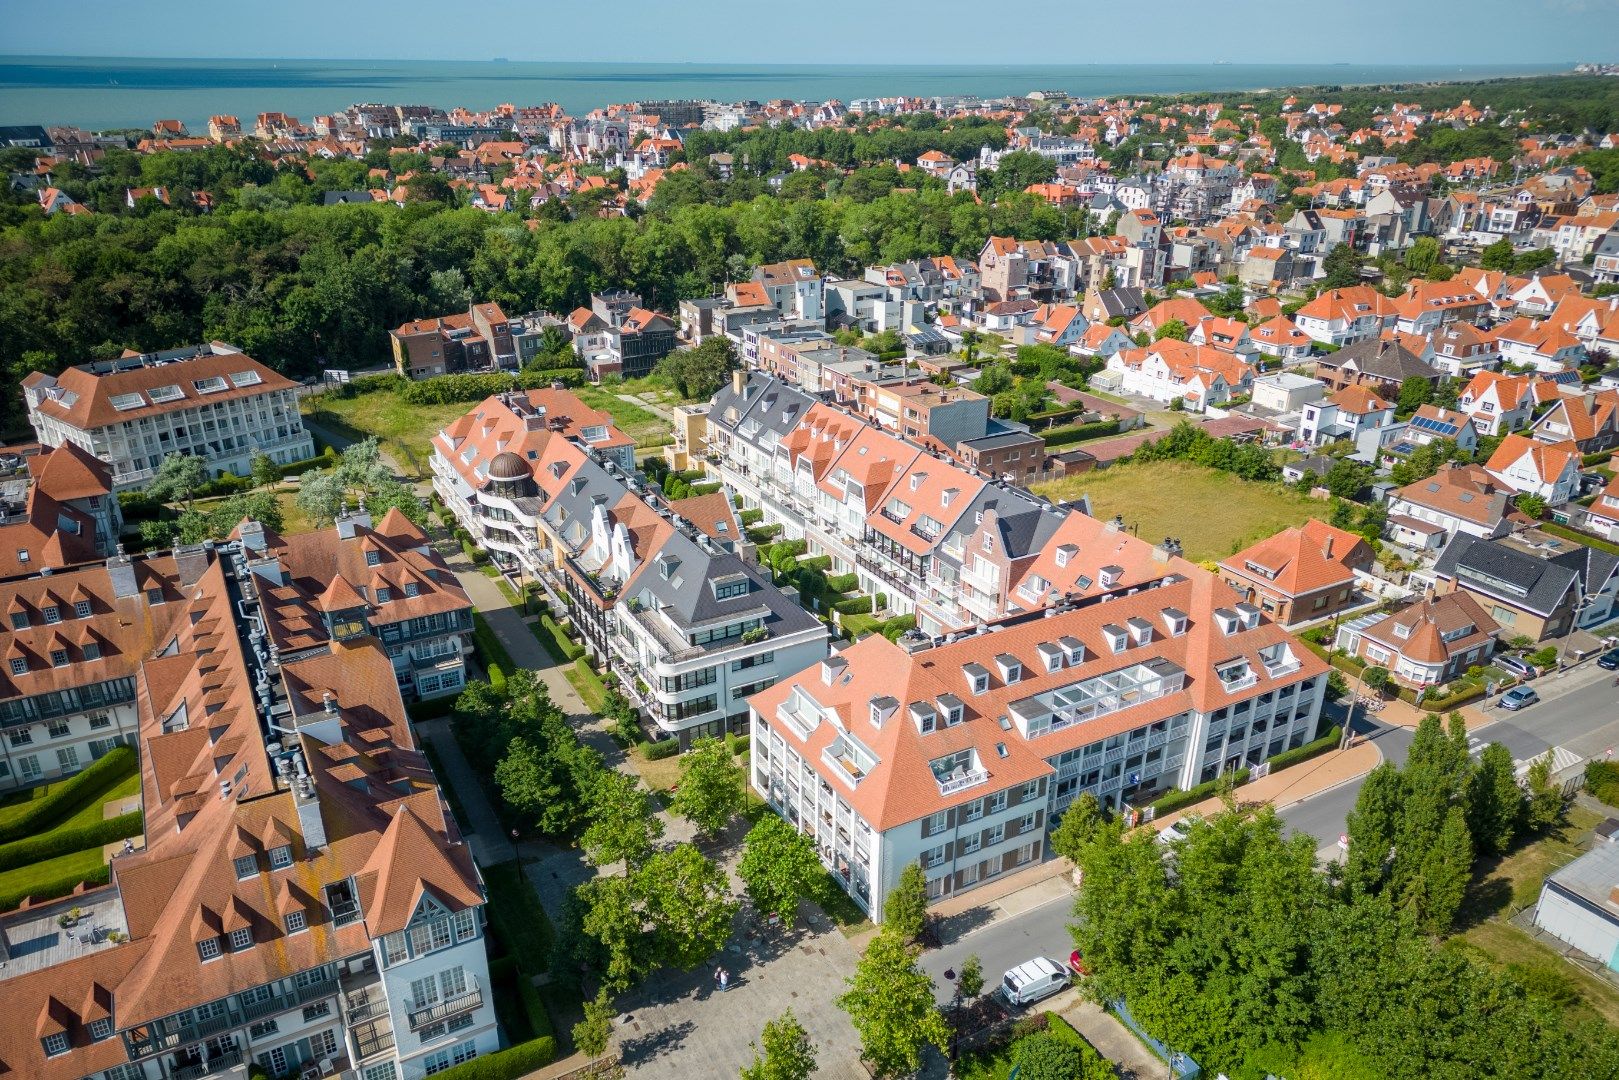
0, 746, 137, 845
0, 861, 112, 913
398, 373, 519, 407
1586, 760, 1619, 807
421, 1037, 557, 1080
486, 664, 508, 695
1043, 420, 1124, 448
834, 596, 874, 616
1151, 768, 1251, 816
725, 732, 751, 756
279, 446, 339, 477
746, 523, 782, 543
194, 473, 254, 499
641, 738, 681, 761
536, 613, 586, 663
0, 810, 143, 873
826, 572, 858, 593
406, 693, 458, 724
482, 861, 555, 976
1265, 727, 1342, 773
688, 481, 722, 497
520, 367, 584, 388
797, 555, 831, 573
738, 508, 763, 526
471, 612, 514, 674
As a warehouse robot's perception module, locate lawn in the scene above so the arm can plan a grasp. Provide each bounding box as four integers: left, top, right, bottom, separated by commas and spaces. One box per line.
954, 1013, 1093, 1080
300, 389, 470, 478
1033, 459, 1323, 563
0, 783, 53, 828
571, 385, 674, 448
0, 847, 108, 907
1456, 804, 1619, 1027
60, 771, 142, 831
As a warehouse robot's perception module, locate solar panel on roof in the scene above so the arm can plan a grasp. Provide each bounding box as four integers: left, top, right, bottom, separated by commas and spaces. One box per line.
1411, 414, 1459, 436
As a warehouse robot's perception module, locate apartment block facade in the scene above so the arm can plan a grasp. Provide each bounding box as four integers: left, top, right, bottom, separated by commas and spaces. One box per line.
748, 571, 1329, 921
0, 527, 495, 1080
23, 343, 314, 490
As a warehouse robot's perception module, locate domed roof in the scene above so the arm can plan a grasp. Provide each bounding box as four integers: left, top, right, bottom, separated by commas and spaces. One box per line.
487, 451, 529, 482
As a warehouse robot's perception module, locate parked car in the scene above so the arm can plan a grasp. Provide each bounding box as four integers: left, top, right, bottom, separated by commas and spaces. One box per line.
1068, 949, 1090, 976
1496, 654, 1537, 680
1597, 648, 1619, 671
1499, 686, 1540, 711
999, 957, 1070, 1007
1157, 814, 1199, 846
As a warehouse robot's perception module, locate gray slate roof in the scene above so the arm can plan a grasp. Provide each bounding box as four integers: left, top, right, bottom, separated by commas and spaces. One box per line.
1433, 533, 1579, 617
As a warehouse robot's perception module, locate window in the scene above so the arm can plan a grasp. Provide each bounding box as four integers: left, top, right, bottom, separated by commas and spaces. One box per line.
925, 811, 949, 836
1021, 780, 1040, 801
302, 1000, 331, 1023
959, 831, 981, 855
284, 910, 307, 934
405, 582, 420, 598
988, 791, 1008, 814
249, 1018, 279, 1042
383, 932, 409, 966
234, 854, 258, 879
50, 649, 69, 667
409, 916, 453, 957
449, 1012, 475, 1033
452, 907, 477, 942
8, 612, 25, 631
43, 605, 60, 624
229, 927, 253, 950
964, 798, 984, 822
75, 600, 92, 619
89, 1018, 113, 1041
198, 936, 222, 961
43, 1032, 69, 1057
419, 1021, 448, 1043
1019, 812, 1037, 832
987, 823, 1005, 846
56, 747, 79, 771
362, 1064, 399, 1080
83, 642, 101, 661
922, 844, 946, 868
9, 658, 26, 676
269, 845, 293, 869
48, 719, 70, 738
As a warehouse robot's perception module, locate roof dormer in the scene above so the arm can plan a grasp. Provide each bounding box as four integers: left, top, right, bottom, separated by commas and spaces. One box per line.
1101, 623, 1129, 653
994, 653, 1022, 684
1059, 635, 1085, 665
1160, 608, 1188, 636
1099, 565, 1123, 588
1213, 607, 1241, 635
963, 662, 991, 695
1234, 602, 1262, 630
820, 656, 847, 686
1126, 617, 1154, 646
869, 695, 898, 727
910, 700, 939, 735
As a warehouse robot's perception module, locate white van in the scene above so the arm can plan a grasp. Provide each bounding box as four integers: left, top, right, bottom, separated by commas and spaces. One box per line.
999, 957, 1069, 1007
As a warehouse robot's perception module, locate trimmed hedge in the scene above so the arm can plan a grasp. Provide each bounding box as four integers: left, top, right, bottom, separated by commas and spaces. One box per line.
487, 664, 508, 695
688, 481, 722, 497
279, 446, 339, 477
1265, 727, 1342, 773
0, 746, 137, 845
746, 524, 782, 543
0, 810, 143, 874
826, 572, 858, 593
834, 596, 873, 616
1043, 420, 1124, 448
406, 694, 458, 724
421, 1037, 557, 1080
471, 612, 515, 674
738, 508, 763, 526
0, 861, 112, 913
641, 738, 681, 761
536, 613, 586, 663
726, 732, 751, 756
519, 977, 555, 1038
1151, 768, 1252, 817
797, 555, 831, 573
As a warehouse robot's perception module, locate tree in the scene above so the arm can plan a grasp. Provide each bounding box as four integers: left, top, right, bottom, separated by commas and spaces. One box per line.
1468, 741, 1526, 857
1516, 493, 1548, 520
581, 769, 664, 869
1405, 236, 1442, 276
837, 931, 951, 1079
657, 336, 739, 400
956, 954, 984, 1002
882, 863, 929, 943
1048, 792, 1106, 863
1525, 752, 1565, 833
669, 736, 746, 840
738, 813, 825, 923
250, 452, 279, 490
1322, 243, 1364, 289
1345, 762, 1405, 895
572, 990, 615, 1058
1407, 804, 1473, 935
1155, 318, 1190, 342
296, 469, 347, 528
1395, 376, 1433, 418
579, 875, 642, 993
146, 453, 208, 509
636, 843, 739, 970
1361, 667, 1391, 696
1480, 236, 1516, 272
1011, 1032, 1113, 1080
973, 361, 1014, 395
1323, 458, 1372, 500
740, 1009, 818, 1080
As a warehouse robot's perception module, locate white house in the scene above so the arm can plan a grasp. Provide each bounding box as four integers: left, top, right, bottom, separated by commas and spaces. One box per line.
1483, 433, 1583, 505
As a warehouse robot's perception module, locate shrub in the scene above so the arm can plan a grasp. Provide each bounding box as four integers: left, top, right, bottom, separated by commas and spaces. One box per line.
641, 738, 681, 761
738, 508, 763, 526
0, 861, 112, 913
1151, 768, 1251, 816
279, 446, 339, 477
1265, 728, 1341, 773
1043, 420, 1124, 448
834, 596, 874, 616
826, 572, 858, 593
0, 810, 143, 873
688, 481, 722, 496
471, 612, 515, 674
520, 367, 584, 388
486, 664, 508, 695
725, 732, 751, 756
406, 694, 458, 724
746, 523, 782, 543
1586, 760, 1619, 807
797, 555, 831, 573
421, 1037, 557, 1080
536, 613, 585, 663
0, 747, 137, 845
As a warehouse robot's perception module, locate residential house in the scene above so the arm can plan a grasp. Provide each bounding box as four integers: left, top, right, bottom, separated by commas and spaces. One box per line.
1293, 286, 1395, 347
1080, 286, 1147, 324
1483, 433, 1583, 506
1459, 371, 1539, 436
1529, 389, 1619, 454
1333, 592, 1499, 687
1578, 473, 1619, 541
1297, 385, 1394, 447
1432, 533, 1595, 642
390, 302, 517, 377
1071, 323, 1136, 360
1494, 317, 1586, 374
1030, 304, 1089, 349
752, 259, 825, 322
1249, 317, 1315, 364
1251, 372, 1327, 414
1106, 340, 1255, 411
1384, 465, 1512, 550
1427, 322, 1499, 378
1313, 337, 1440, 396
1218, 520, 1374, 627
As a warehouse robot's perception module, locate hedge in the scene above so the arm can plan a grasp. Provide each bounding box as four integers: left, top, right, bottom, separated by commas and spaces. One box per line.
797, 555, 831, 573
471, 612, 515, 674
536, 613, 586, 663
726, 732, 751, 757
1587, 760, 1619, 807
826, 572, 858, 593
0, 747, 138, 845
482, 861, 554, 976
738, 507, 763, 525
519, 977, 555, 1038
194, 473, 254, 499
406, 694, 458, 724
688, 481, 723, 497
1043, 420, 1124, 448
834, 596, 874, 616
641, 738, 681, 761
1585, 450, 1614, 467
420, 1037, 557, 1080
0, 861, 112, 913
487, 664, 508, 695
1264, 727, 1342, 773
1397, 682, 1485, 713
746, 524, 783, 543
280, 446, 339, 477
0, 810, 144, 873
1537, 521, 1619, 557
1151, 768, 1252, 817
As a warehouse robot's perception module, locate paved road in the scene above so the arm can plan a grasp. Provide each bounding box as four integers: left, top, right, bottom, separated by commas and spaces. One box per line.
1281, 668, 1619, 852
917, 893, 1074, 1006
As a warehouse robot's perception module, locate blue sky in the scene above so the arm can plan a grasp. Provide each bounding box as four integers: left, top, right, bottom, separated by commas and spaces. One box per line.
0, 0, 1602, 64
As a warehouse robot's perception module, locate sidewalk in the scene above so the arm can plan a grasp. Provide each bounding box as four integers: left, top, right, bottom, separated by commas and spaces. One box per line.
1157, 739, 1382, 826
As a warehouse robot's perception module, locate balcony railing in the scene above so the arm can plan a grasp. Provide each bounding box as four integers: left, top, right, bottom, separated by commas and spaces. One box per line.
167, 1047, 243, 1080
407, 981, 484, 1030
937, 769, 990, 796
354, 1025, 396, 1061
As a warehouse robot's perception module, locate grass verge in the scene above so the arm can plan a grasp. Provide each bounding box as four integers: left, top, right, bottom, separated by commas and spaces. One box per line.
481, 860, 556, 975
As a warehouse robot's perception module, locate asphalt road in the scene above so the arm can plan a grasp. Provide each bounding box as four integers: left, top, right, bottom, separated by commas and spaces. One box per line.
917, 893, 1075, 1006
1281, 667, 1619, 851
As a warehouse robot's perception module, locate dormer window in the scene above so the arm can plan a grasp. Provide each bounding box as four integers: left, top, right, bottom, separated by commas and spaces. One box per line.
995, 654, 1022, 684
43, 605, 60, 624
911, 702, 938, 735
284, 910, 307, 934
1213, 608, 1241, 635
869, 696, 897, 727
51, 649, 68, 667
198, 936, 222, 961
939, 695, 965, 726
1059, 636, 1085, 666
1099, 565, 1122, 588
1161, 608, 1189, 636
1036, 642, 1063, 673
377, 588, 392, 603
229, 927, 253, 951
269, 844, 293, 869
89, 1018, 113, 1041
1392, 623, 1411, 639
42, 1033, 68, 1057
963, 663, 990, 695
8, 612, 25, 630
233, 854, 258, 880
74, 600, 92, 619
404, 582, 420, 598
1126, 617, 1153, 646
364, 549, 381, 567
1101, 624, 1129, 653
1054, 544, 1076, 568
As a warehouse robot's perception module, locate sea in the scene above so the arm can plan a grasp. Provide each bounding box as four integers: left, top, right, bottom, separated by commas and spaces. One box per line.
0, 57, 1575, 132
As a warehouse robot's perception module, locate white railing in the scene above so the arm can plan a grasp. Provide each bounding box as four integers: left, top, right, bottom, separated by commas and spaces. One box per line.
937, 769, 989, 796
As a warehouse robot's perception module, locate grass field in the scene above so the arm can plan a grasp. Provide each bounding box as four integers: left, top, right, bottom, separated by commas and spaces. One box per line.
1033, 460, 1322, 562
301, 390, 469, 477
572, 386, 674, 448
0, 847, 108, 906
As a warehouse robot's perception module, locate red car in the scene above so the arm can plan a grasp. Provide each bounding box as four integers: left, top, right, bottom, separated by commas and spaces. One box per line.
1068, 949, 1090, 976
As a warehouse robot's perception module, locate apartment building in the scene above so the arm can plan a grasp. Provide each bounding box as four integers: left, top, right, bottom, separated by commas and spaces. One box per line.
707, 374, 1070, 637
748, 571, 1329, 921
390, 303, 517, 378
0, 442, 124, 577
0, 534, 495, 1080
23, 344, 314, 490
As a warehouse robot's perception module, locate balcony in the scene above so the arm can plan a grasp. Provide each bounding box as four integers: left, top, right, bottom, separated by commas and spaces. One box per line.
167, 1047, 244, 1080
407, 979, 484, 1030
937, 768, 990, 797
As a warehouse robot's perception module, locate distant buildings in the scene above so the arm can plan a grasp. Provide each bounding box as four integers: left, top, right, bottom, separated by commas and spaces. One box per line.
390, 302, 518, 377
23, 343, 313, 489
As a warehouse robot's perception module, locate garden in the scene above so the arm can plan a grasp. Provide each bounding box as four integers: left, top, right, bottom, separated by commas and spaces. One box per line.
0, 746, 143, 912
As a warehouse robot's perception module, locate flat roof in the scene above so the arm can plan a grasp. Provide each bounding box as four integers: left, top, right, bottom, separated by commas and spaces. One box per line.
1547, 840, 1619, 923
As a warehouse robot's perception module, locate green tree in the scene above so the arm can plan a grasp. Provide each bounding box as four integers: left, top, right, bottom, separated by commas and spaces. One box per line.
956, 953, 984, 1002
1155, 318, 1190, 341
296, 469, 347, 528
1361, 667, 1392, 696
657, 336, 739, 400
1467, 742, 1525, 856
572, 990, 615, 1058
669, 735, 746, 840
1048, 792, 1105, 862
1345, 762, 1405, 894
1322, 243, 1364, 289
1406, 805, 1473, 935
1480, 236, 1516, 272
146, 453, 209, 510
1323, 458, 1372, 500
1395, 376, 1433, 418
579, 875, 642, 993
250, 452, 279, 489
974, 361, 1014, 395
1404, 236, 1441, 276
637, 843, 739, 970
882, 863, 929, 943
738, 813, 825, 923
837, 931, 951, 1079
1516, 493, 1548, 520
740, 1009, 819, 1080
581, 769, 664, 869
1525, 752, 1565, 833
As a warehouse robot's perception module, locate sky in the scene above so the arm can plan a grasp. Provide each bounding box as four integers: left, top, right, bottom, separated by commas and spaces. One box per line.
0, 0, 1605, 65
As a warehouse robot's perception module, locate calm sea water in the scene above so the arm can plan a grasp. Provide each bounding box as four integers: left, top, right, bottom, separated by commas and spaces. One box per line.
0, 56, 1571, 132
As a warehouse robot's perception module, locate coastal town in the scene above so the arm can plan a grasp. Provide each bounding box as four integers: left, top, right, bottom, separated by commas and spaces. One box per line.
3, 61, 1619, 1080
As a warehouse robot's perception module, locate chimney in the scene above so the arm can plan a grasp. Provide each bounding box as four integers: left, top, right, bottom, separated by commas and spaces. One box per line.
323, 692, 338, 716
731, 369, 747, 397
1323, 535, 1334, 558
174, 544, 211, 587
238, 519, 267, 554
